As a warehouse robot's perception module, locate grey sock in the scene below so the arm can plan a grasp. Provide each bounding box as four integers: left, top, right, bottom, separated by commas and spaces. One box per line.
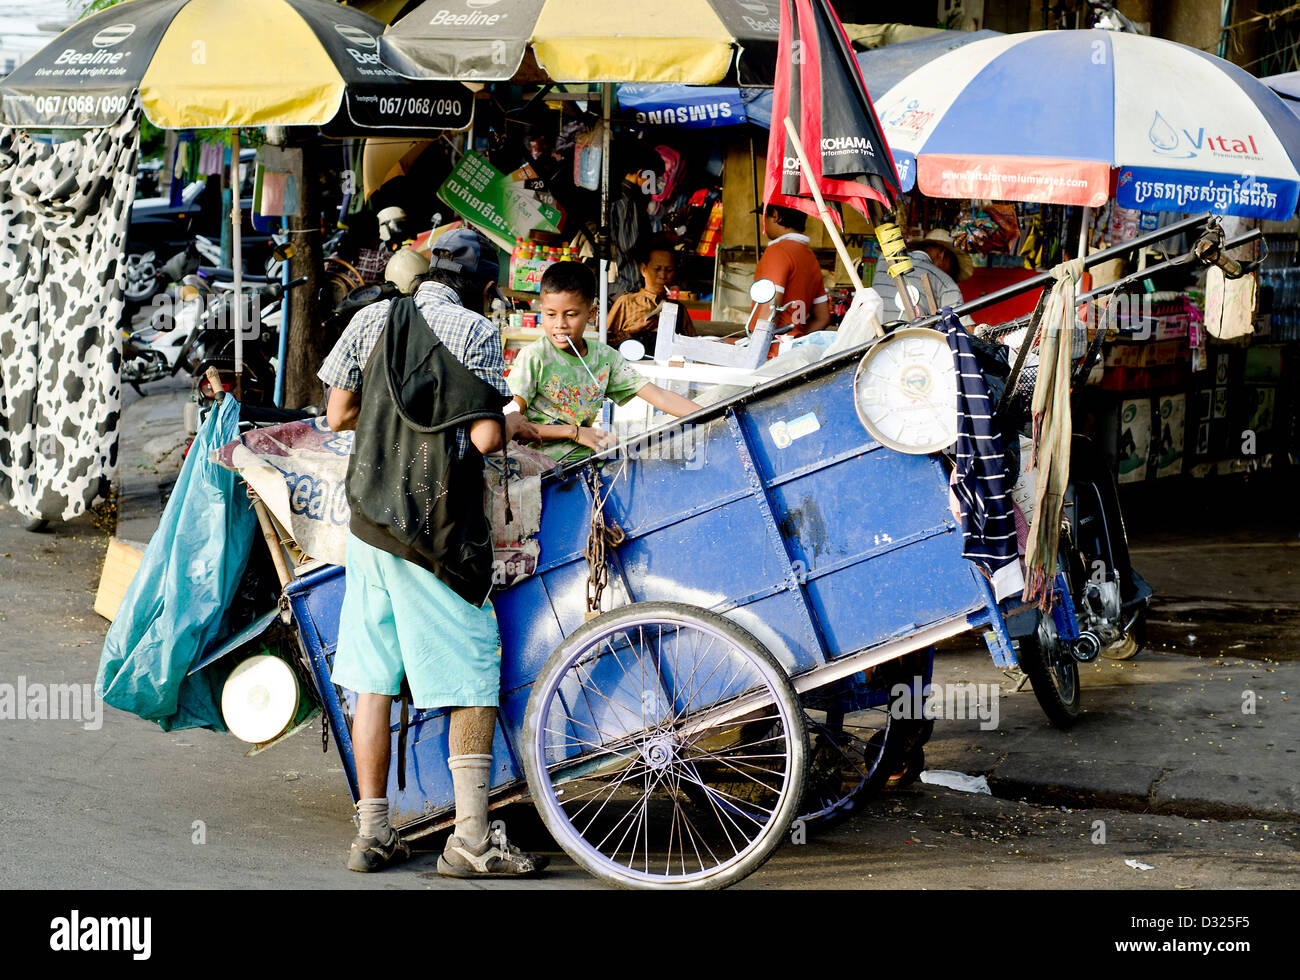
448, 754, 493, 846
357, 797, 391, 841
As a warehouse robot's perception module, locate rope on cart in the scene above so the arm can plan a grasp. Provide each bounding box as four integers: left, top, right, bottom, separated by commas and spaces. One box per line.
583, 464, 627, 621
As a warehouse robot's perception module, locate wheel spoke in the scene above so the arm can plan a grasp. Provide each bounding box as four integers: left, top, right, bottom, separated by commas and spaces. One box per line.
529, 608, 805, 886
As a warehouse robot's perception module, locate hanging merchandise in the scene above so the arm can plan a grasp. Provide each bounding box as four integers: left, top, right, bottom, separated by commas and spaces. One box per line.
348, 140, 366, 216
198, 138, 225, 176
574, 123, 604, 192
1117, 398, 1152, 484
952, 202, 1019, 254
1204, 265, 1258, 340
647, 145, 683, 219
1154, 393, 1186, 479
254, 145, 303, 218
1015, 203, 1044, 269
0, 103, 141, 522
1106, 201, 1142, 245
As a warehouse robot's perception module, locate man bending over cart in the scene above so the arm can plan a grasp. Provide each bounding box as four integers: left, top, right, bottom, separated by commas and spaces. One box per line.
318, 227, 546, 877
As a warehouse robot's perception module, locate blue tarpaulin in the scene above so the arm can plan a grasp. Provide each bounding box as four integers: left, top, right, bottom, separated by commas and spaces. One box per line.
96, 396, 258, 731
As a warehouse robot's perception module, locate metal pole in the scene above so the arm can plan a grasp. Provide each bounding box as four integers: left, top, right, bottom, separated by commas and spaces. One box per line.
1076, 204, 1092, 277
987, 228, 1264, 334
231, 130, 245, 394
909, 211, 1215, 328
598, 83, 611, 346
749, 133, 761, 263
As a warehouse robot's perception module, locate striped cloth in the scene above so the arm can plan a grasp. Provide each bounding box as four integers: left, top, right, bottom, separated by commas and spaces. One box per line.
941, 309, 1025, 602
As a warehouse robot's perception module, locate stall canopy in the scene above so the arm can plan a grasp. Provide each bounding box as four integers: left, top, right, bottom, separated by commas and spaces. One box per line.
379, 0, 779, 85
746, 27, 1003, 129
872, 29, 1300, 221
0, 0, 472, 133
1261, 72, 1300, 121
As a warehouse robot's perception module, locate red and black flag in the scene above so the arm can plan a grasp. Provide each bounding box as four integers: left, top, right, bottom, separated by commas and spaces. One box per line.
763, 0, 902, 221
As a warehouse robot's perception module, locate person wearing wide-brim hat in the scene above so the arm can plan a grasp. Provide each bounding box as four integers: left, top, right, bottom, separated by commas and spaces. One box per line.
871, 227, 971, 321
908, 228, 975, 282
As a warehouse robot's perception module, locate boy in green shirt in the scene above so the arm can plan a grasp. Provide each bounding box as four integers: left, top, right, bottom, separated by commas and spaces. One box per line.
508, 262, 699, 462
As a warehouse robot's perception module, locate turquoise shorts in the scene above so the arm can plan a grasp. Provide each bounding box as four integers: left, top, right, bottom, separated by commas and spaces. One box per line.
332, 532, 501, 709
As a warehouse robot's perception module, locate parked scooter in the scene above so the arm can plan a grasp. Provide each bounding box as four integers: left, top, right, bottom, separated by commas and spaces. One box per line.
182, 272, 308, 432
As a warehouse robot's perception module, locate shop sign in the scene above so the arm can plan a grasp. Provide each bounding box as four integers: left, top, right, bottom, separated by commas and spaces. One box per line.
437, 151, 562, 249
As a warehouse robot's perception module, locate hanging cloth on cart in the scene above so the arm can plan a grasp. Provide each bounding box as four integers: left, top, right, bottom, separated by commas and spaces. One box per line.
942, 309, 1024, 603
1023, 259, 1082, 607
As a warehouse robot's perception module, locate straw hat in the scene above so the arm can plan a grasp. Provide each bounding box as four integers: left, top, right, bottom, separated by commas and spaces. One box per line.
909, 228, 974, 281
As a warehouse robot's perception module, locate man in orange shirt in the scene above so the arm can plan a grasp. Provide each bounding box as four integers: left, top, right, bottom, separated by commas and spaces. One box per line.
750, 204, 831, 341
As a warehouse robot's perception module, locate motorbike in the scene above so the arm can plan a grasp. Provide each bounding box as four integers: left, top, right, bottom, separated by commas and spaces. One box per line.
182, 272, 308, 432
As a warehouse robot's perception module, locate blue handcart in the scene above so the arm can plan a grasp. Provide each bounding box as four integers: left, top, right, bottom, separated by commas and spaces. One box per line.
281, 345, 1070, 889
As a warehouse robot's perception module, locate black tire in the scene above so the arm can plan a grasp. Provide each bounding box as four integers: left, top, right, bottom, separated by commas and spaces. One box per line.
122, 251, 162, 310
1016, 610, 1082, 728
23, 517, 50, 533
522, 602, 807, 890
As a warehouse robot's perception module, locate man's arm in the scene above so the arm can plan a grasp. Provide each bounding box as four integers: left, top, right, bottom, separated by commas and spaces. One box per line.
470, 417, 503, 454
807, 296, 831, 333
636, 383, 700, 418
326, 386, 361, 431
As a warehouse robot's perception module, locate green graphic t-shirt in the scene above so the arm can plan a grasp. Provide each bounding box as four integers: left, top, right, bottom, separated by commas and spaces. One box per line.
507, 337, 648, 460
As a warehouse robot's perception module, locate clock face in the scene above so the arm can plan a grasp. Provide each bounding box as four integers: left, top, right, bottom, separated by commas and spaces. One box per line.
853, 327, 959, 454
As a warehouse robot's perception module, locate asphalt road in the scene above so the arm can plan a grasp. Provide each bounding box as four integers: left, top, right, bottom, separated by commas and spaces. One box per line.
1, 505, 1295, 892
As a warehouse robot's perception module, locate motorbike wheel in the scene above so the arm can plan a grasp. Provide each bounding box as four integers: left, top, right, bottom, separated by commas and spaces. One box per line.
123, 252, 162, 308
23, 517, 50, 533
1017, 609, 1082, 728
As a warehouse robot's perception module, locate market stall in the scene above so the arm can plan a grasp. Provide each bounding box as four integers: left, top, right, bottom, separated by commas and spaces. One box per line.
850, 27, 1300, 493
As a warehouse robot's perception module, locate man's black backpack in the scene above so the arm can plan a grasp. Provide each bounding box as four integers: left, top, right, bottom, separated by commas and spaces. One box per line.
345, 296, 508, 606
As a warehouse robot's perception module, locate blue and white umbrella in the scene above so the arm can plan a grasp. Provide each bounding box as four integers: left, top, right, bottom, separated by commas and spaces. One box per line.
872, 30, 1300, 221
1261, 72, 1300, 121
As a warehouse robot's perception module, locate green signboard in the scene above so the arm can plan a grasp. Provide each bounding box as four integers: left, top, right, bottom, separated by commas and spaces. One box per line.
437, 151, 562, 250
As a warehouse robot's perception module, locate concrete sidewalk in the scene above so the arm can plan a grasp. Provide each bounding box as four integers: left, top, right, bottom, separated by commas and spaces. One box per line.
926, 643, 1298, 822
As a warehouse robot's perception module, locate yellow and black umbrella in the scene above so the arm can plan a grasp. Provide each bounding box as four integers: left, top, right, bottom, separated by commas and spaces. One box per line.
380, 0, 780, 86
0, 0, 470, 133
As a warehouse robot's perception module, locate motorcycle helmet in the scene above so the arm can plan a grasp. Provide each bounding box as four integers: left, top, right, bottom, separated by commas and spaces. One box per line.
377, 206, 408, 247
384, 247, 429, 295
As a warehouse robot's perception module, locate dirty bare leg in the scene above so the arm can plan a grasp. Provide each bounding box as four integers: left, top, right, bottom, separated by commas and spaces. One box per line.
449, 705, 496, 755
448, 706, 496, 845
354, 693, 394, 800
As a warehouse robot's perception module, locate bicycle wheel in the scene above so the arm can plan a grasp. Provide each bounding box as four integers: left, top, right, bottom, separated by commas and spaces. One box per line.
522, 602, 807, 890
797, 687, 893, 828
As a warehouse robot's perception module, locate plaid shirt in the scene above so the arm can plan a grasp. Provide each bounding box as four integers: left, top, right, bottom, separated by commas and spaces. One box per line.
318, 281, 509, 457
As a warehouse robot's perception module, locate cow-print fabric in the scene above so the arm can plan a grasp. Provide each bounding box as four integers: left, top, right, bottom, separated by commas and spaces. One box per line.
0, 104, 140, 521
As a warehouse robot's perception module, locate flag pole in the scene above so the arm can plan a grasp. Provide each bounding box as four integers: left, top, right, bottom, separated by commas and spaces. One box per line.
781, 116, 888, 337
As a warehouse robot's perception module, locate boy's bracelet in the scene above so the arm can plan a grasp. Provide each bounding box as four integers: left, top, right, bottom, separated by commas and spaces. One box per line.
571, 424, 579, 441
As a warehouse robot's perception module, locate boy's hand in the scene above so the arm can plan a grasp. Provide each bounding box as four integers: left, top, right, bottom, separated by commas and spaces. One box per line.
576, 426, 617, 452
